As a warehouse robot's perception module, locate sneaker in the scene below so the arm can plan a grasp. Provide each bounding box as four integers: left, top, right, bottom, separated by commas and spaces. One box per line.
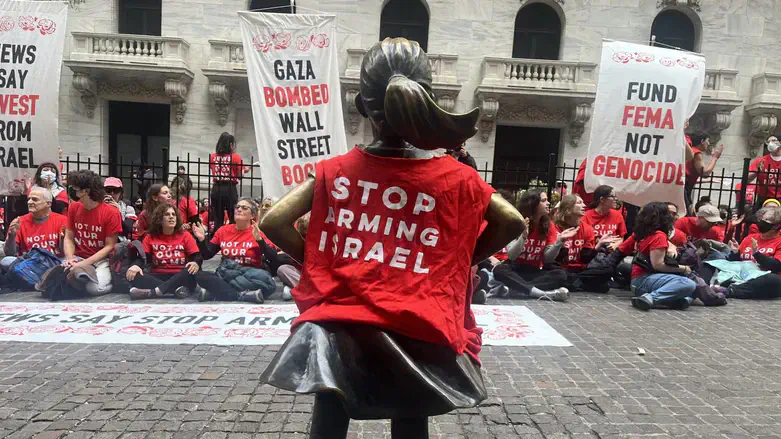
129, 287, 154, 300
537, 287, 569, 302
239, 289, 264, 304
282, 286, 293, 301
173, 286, 192, 299
486, 284, 509, 298
198, 288, 212, 302
670, 297, 691, 310
476, 269, 491, 292
472, 289, 487, 304
631, 294, 653, 311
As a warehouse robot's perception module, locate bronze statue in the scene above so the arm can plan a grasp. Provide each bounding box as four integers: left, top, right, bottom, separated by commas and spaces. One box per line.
260, 38, 524, 439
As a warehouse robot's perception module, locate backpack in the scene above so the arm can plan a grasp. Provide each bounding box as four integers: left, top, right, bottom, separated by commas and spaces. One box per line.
7, 248, 62, 289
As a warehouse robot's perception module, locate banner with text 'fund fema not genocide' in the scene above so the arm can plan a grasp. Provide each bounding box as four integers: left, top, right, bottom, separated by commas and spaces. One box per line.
239, 12, 347, 198
585, 40, 705, 209
0, 0, 67, 195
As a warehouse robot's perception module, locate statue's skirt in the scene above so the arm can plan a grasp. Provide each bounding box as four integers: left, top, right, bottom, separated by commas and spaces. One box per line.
259, 322, 487, 420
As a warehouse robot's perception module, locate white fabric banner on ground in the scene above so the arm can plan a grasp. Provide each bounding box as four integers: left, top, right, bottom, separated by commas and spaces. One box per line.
585, 40, 705, 209
238, 12, 348, 198
0, 303, 572, 347
0, 0, 67, 195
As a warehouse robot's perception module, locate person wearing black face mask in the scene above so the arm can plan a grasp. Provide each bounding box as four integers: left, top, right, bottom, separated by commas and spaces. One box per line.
722, 207, 781, 299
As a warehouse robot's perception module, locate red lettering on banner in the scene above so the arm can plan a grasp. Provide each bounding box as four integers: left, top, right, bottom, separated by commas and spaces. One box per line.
592, 155, 684, 185
0, 94, 39, 116
621, 106, 675, 129
263, 84, 330, 108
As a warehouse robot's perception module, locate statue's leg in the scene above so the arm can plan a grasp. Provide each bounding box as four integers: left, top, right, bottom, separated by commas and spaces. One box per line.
309, 392, 350, 439
391, 417, 429, 439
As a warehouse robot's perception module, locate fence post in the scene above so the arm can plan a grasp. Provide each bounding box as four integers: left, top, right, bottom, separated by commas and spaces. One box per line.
546, 153, 557, 200
737, 157, 751, 215
162, 147, 170, 184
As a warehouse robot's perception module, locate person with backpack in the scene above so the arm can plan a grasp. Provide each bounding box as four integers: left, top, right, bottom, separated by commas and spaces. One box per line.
0, 189, 68, 291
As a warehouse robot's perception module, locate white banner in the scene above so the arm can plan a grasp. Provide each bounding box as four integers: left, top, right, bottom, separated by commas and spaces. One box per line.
0, 0, 67, 195
0, 303, 571, 347
585, 41, 706, 208
238, 12, 347, 198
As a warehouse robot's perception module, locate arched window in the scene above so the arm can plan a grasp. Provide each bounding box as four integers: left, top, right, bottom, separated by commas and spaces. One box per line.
379, 0, 429, 52
249, 0, 295, 13
650, 10, 695, 51
118, 0, 161, 36
512, 3, 562, 60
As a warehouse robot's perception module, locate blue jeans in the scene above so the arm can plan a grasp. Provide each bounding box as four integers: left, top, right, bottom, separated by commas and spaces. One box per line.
631, 274, 696, 305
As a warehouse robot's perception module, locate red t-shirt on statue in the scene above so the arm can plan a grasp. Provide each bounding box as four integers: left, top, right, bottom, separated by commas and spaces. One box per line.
67, 202, 122, 259
293, 148, 495, 357
142, 231, 200, 274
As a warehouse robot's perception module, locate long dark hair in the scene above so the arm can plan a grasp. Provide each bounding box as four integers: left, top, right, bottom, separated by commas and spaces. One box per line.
144, 184, 168, 215
589, 185, 614, 209
356, 38, 479, 150
147, 204, 182, 236
634, 202, 674, 241
170, 175, 192, 200
215, 132, 235, 155
33, 162, 62, 187
518, 188, 550, 238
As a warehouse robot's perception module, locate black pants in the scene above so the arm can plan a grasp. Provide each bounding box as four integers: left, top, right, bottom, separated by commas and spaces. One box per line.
195, 271, 240, 300
130, 268, 196, 295
729, 273, 781, 299
309, 392, 428, 439
624, 203, 640, 236
570, 265, 613, 291
493, 263, 567, 296
211, 182, 238, 232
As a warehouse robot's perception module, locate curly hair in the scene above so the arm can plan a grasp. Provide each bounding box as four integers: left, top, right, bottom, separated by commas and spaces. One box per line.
68, 169, 105, 201
518, 188, 550, 238
633, 202, 674, 241
147, 204, 182, 236
758, 206, 781, 225
144, 184, 169, 215
554, 194, 583, 229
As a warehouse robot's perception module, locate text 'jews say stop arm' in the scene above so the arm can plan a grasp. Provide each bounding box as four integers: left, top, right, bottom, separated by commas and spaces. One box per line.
472, 194, 525, 265
260, 177, 315, 265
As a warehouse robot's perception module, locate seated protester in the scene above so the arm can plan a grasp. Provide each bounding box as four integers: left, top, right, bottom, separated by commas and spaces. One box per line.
582, 185, 627, 246
277, 213, 310, 301
126, 204, 202, 299
630, 202, 697, 311
30, 162, 69, 214
617, 203, 686, 281
492, 189, 570, 301
171, 175, 199, 226
61, 170, 122, 296
1, 189, 68, 284
554, 194, 621, 293
675, 204, 725, 242
193, 197, 275, 303
133, 184, 172, 240
573, 160, 594, 206
103, 177, 136, 239
719, 207, 781, 299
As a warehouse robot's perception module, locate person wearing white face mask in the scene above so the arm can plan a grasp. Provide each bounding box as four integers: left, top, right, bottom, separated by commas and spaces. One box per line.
30, 162, 69, 215
748, 135, 781, 206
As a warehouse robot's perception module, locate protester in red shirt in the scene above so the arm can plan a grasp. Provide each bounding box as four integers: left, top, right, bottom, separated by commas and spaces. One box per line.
492, 189, 569, 301
720, 207, 781, 299
735, 182, 757, 206
582, 185, 627, 245
748, 135, 781, 204
193, 197, 275, 303
629, 202, 696, 311
553, 194, 622, 293
572, 160, 594, 206
685, 133, 723, 216
2, 189, 68, 283
42, 170, 122, 297
674, 204, 725, 242
171, 175, 198, 225
30, 162, 69, 215
257, 39, 525, 438
126, 204, 202, 300
209, 132, 249, 232
133, 184, 172, 240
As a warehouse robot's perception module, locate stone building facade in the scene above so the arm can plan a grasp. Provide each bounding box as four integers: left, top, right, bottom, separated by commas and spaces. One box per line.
59, 0, 781, 189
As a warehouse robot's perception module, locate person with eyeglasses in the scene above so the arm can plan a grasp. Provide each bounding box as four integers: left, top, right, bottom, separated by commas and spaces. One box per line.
191, 197, 275, 303
582, 185, 627, 249
103, 177, 137, 239
674, 204, 725, 242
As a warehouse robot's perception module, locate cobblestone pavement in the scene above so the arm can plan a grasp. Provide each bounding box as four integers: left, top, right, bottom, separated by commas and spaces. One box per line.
1, 287, 781, 439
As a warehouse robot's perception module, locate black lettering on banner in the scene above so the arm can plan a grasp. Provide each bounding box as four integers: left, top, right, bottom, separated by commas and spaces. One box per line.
60, 314, 90, 324
227, 317, 245, 325
272, 316, 294, 326
157, 316, 176, 324
28, 314, 58, 323
194, 316, 218, 325
106, 315, 132, 325
248, 316, 270, 326
83, 315, 106, 324
173, 316, 197, 324
133, 316, 158, 324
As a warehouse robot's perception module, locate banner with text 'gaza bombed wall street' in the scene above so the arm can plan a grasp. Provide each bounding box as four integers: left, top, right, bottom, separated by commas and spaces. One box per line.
239, 12, 347, 198
585, 40, 705, 209
0, 0, 67, 195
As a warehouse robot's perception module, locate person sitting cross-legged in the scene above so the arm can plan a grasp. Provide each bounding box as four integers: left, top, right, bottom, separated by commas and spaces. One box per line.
126, 204, 203, 300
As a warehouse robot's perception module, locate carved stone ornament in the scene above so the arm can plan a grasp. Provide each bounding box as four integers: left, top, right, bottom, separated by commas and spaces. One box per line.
71, 73, 97, 117
165, 78, 189, 124
657, 0, 701, 11
344, 90, 362, 135
749, 114, 778, 157
497, 104, 569, 124
436, 94, 456, 113
97, 81, 163, 97
478, 99, 499, 142
569, 103, 593, 148
208, 82, 231, 126
688, 111, 733, 145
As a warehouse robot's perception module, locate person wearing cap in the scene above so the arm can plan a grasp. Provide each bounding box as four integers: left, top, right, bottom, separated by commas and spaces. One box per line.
104, 177, 137, 239
674, 204, 726, 242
